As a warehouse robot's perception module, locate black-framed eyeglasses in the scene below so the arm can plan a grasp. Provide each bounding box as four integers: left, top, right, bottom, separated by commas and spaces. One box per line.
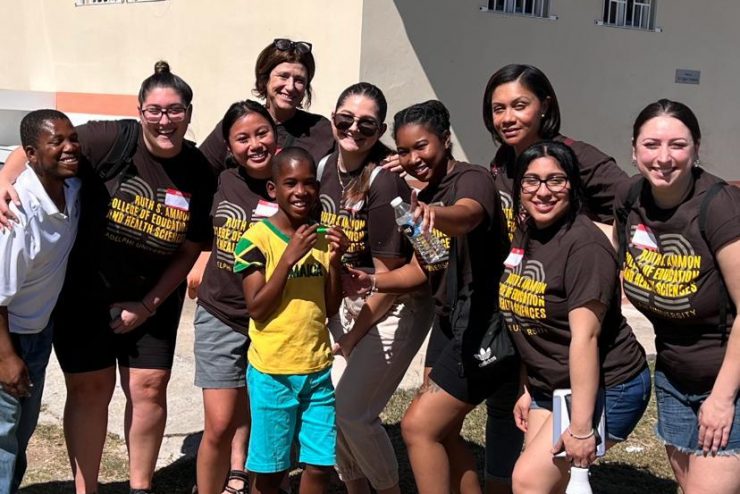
273, 38, 312, 55
521, 174, 569, 193
140, 105, 189, 123
333, 113, 380, 137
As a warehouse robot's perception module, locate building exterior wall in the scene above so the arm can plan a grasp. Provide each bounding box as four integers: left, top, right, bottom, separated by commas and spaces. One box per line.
0, 0, 363, 144
361, 0, 740, 180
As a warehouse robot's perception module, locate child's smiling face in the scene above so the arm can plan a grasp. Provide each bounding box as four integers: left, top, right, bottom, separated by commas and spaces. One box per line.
268, 157, 318, 224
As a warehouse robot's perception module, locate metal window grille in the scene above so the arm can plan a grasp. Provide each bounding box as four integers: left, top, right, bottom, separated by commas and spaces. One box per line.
603, 0, 654, 30
486, 0, 550, 18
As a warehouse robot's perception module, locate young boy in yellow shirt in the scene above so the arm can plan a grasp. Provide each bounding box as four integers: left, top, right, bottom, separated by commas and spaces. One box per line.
233, 147, 347, 494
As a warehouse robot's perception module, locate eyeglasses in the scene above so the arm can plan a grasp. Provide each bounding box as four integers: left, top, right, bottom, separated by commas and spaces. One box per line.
140, 105, 189, 123
273, 38, 312, 55
520, 174, 569, 193
333, 113, 381, 137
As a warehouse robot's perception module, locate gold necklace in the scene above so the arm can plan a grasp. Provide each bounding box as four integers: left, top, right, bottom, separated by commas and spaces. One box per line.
336, 155, 358, 193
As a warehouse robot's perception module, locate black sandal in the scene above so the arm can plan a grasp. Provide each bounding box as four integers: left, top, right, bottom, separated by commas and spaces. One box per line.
224, 470, 250, 494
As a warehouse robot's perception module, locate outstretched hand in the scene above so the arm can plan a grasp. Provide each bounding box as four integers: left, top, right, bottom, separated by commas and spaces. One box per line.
410, 190, 434, 234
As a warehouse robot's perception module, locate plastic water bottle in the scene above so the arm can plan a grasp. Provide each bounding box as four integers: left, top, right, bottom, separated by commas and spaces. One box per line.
390, 196, 448, 265
566, 467, 593, 494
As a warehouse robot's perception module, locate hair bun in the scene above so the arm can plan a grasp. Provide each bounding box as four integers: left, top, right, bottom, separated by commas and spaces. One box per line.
154, 60, 171, 75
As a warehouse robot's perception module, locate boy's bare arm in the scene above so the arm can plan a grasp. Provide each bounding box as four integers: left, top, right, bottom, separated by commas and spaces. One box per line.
243, 225, 319, 322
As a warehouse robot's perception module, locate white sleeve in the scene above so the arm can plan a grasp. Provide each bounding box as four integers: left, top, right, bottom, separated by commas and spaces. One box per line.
0, 210, 31, 306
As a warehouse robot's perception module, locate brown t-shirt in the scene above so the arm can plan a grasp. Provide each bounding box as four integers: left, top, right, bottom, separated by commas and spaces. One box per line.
418, 162, 509, 320
199, 109, 334, 174
69, 120, 215, 300
318, 153, 411, 268
500, 214, 646, 394
492, 135, 628, 238
197, 168, 276, 333
616, 169, 740, 393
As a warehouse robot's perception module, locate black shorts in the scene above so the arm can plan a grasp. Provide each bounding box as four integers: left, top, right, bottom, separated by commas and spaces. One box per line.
53, 284, 186, 373
426, 316, 520, 405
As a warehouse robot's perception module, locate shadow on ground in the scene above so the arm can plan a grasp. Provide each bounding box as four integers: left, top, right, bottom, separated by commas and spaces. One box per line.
20, 422, 677, 493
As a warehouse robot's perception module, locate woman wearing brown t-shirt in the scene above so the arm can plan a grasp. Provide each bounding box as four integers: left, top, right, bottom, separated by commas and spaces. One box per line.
1, 63, 215, 494
198, 38, 334, 175
320, 83, 434, 494
616, 99, 740, 493
502, 140, 649, 493
481, 63, 629, 493
346, 100, 513, 494
483, 64, 627, 240
192, 101, 280, 494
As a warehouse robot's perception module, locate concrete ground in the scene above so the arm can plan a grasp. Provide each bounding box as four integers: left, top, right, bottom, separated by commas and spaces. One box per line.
37, 297, 657, 469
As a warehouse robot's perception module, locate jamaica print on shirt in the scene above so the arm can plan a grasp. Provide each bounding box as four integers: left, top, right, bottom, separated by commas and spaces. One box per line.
499, 250, 548, 336
105, 176, 190, 255
623, 224, 701, 320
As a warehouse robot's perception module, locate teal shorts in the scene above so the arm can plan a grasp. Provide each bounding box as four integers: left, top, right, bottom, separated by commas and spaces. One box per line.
246, 364, 336, 473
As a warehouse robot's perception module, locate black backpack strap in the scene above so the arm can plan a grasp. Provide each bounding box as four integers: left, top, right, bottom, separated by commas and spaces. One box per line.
96, 119, 140, 192
615, 179, 644, 266
698, 181, 732, 343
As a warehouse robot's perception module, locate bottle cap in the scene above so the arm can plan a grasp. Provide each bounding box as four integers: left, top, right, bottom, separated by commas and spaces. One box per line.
390, 196, 403, 207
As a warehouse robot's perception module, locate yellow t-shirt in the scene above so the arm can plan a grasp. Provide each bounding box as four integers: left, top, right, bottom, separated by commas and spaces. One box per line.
233, 220, 332, 374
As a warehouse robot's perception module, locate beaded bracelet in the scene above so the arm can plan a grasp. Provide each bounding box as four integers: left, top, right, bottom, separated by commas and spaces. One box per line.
567, 427, 595, 440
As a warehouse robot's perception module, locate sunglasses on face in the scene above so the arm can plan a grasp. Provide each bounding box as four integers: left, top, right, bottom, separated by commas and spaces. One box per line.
520, 174, 569, 193
333, 113, 381, 137
273, 38, 312, 55
140, 105, 189, 124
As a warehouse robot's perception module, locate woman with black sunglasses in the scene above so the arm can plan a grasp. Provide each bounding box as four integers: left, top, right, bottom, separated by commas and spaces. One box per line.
319, 82, 434, 494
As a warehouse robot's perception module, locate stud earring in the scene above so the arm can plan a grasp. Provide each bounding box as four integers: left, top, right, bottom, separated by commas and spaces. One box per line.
693, 158, 701, 168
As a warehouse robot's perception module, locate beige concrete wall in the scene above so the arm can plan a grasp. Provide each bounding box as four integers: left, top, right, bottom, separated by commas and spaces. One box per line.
360, 0, 740, 180
0, 0, 363, 142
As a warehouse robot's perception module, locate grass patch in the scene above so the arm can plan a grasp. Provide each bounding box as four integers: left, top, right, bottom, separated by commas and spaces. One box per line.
22, 372, 678, 493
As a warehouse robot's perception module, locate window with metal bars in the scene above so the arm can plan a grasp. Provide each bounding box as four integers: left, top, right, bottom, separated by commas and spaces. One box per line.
483, 0, 552, 19
600, 0, 657, 30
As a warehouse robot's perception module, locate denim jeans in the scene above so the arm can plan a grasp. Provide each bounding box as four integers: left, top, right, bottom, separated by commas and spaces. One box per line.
0, 321, 54, 494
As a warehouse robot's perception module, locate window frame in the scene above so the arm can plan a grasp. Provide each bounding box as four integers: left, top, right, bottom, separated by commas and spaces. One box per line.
596, 0, 662, 32
480, 0, 558, 21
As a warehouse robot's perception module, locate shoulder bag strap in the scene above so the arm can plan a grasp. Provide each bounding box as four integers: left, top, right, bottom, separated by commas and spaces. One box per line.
96, 119, 139, 182
615, 179, 644, 266
698, 181, 732, 343
316, 153, 332, 183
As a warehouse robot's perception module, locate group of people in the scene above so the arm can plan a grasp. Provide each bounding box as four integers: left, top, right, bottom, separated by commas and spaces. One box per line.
0, 36, 736, 494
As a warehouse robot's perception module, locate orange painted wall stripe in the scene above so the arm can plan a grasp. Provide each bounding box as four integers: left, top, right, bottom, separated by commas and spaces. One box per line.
56, 92, 139, 116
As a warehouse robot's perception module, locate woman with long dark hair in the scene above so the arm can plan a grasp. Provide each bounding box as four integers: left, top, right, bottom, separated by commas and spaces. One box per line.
502, 140, 649, 493
319, 82, 434, 494
193, 100, 280, 494
616, 99, 740, 493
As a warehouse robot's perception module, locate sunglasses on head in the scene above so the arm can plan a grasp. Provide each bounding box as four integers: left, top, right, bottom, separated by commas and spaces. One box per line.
273, 38, 312, 55
333, 113, 381, 137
